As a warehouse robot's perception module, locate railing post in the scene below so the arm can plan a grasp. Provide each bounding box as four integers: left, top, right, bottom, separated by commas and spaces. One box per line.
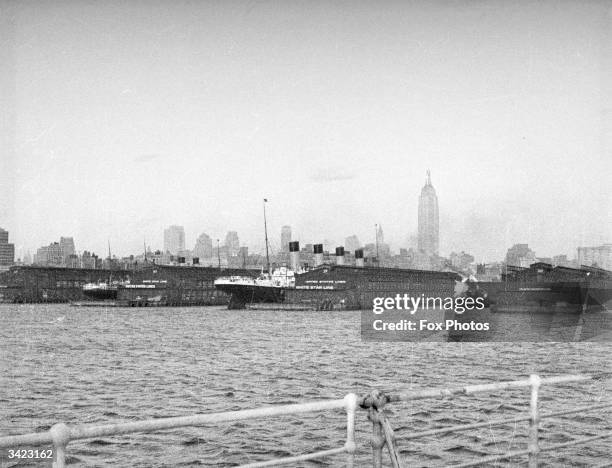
50, 423, 71, 468
368, 406, 385, 468
528, 374, 542, 468
344, 393, 358, 468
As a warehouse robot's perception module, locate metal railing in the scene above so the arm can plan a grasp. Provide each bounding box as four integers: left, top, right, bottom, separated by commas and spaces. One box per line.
0, 374, 609, 467
359, 374, 611, 468
0, 394, 358, 468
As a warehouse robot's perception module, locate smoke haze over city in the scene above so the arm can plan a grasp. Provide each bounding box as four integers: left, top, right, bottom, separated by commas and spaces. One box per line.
1, 0, 610, 262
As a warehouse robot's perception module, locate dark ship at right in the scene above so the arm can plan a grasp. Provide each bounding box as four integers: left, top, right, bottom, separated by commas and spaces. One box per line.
452, 262, 612, 341
466, 262, 612, 313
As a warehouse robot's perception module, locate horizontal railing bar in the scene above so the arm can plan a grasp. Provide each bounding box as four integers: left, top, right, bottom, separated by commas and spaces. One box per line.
0, 432, 52, 448
442, 432, 612, 468
403, 415, 531, 439
402, 402, 612, 440
238, 447, 346, 467
538, 432, 612, 452
0, 399, 346, 448
371, 375, 594, 407
71, 399, 347, 440
443, 448, 531, 468
541, 402, 612, 419
4, 397, 607, 450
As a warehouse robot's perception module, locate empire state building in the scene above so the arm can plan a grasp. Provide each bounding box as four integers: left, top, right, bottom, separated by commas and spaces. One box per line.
418, 170, 439, 256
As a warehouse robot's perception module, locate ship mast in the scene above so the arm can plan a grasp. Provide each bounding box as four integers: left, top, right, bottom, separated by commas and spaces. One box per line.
375, 224, 379, 267
107, 239, 113, 282
263, 198, 270, 273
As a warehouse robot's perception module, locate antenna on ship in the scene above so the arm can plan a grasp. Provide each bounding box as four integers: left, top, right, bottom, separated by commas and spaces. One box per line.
263, 198, 271, 274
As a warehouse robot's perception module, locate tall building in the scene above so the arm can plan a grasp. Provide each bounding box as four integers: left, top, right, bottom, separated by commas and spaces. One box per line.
81, 251, 97, 269
552, 254, 572, 268
0, 227, 15, 267
417, 170, 439, 256
23, 251, 32, 265
59, 237, 75, 264
193, 233, 213, 259
376, 225, 384, 245
281, 226, 292, 252
164, 225, 185, 254
225, 231, 240, 256
577, 244, 612, 271
35, 242, 63, 266
505, 243, 536, 268
345, 235, 361, 254
450, 251, 475, 271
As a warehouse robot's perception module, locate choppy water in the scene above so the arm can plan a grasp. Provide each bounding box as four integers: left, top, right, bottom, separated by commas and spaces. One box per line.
1, 304, 610, 467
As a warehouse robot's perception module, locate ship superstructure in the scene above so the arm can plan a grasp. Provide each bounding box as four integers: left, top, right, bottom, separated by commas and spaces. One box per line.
468, 262, 612, 312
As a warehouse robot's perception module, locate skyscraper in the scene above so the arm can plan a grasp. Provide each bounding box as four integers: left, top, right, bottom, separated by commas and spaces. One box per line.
59, 237, 75, 264
35, 242, 63, 266
281, 226, 292, 252
0, 227, 15, 267
345, 235, 361, 254
164, 225, 185, 255
225, 231, 240, 256
376, 225, 384, 245
417, 170, 439, 256
506, 243, 536, 267
193, 233, 213, 259
577, 244, 612, 271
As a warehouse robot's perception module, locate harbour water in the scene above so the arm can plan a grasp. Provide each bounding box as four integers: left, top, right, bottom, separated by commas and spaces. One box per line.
1, 304, 610, 467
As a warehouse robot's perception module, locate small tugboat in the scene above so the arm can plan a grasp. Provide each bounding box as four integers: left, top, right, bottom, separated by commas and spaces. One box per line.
81, 242, 129, 301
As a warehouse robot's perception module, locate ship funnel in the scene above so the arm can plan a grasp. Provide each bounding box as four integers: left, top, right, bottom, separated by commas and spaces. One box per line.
289, 241, 300, 271
355, 248, 364, 267
313, 244, 324, 267
335, 246, 345, 265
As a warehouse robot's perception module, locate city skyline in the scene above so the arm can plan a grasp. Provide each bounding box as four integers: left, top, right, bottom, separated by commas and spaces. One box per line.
3, 162, 611, 264
6, 218, 611, 268
1, 1, 610, 262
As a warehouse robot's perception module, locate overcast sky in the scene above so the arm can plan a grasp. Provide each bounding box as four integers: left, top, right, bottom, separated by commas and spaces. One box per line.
1, 0, 610, 262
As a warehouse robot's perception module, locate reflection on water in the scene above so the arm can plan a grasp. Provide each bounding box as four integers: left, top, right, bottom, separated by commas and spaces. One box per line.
1, 304, 610, 467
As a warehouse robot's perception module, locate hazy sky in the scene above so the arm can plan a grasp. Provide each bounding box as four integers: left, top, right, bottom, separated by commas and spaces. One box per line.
1, 0, 611, 262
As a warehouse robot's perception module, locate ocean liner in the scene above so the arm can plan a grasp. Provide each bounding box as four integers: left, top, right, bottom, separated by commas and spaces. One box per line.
467, 262, 612, 312
214, 199, 297, 308
214, 266, 295, 309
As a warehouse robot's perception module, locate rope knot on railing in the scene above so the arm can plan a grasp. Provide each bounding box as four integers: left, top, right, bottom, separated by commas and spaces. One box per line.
360, 389, 389, 410
360, 390, 404, 468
